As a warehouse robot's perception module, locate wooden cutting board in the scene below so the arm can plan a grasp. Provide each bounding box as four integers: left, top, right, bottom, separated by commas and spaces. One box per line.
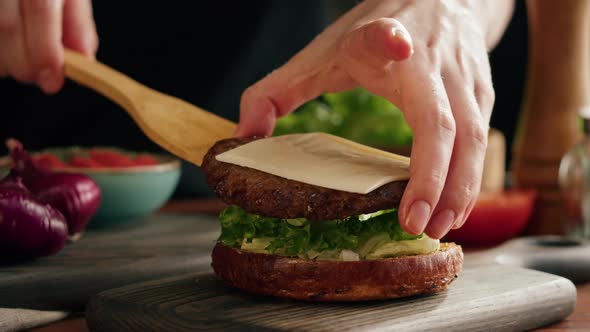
466, 236, 590, 283
86, 265, 576, 332
0, 213, 220, 311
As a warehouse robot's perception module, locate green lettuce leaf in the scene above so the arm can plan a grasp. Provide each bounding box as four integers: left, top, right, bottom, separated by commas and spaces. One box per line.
218, 206, 421, 257
273, 88, 413, 147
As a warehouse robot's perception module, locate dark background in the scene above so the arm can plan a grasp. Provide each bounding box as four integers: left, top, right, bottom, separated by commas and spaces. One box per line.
0, 1, 528, 197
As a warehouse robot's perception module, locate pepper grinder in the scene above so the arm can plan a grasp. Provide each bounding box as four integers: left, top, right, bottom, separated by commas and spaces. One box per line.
511, 0, 589, 235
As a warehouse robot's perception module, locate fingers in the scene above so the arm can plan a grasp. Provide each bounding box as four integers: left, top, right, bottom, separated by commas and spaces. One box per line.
396, 69, 456, 236
21, 0, 65, 94
423, 76, 489, 239
453, 80, 495, 230
236, 18, 413, 138
0, 0, 32, 82
62, 0, 99, 56
0, 0, 97, 93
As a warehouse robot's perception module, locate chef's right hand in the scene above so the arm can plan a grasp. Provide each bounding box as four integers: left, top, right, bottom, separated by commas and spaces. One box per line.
0, 0, 98, 94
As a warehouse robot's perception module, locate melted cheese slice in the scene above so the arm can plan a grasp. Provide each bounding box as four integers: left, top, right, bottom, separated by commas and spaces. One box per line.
215, 133, 410, 194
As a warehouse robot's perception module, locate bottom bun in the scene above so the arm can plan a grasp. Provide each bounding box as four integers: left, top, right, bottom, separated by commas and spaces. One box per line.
211, 242, 463, 301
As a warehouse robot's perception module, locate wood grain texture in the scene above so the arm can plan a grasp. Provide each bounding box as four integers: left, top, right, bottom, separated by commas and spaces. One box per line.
86, 266, 576, 332
466, 236, 590, 283
63, 49, 235, 166
538, 282, 590, 331
19, 200, 590, 332
30, 273, 590, 332
0, 213, 220, 311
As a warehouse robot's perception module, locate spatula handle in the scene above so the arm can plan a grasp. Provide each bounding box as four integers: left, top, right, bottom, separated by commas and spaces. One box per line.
63, 49, 144, 112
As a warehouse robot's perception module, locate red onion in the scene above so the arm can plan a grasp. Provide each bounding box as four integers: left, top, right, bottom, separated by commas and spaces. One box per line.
0, 175, 68, 258
7, 140, 101, 237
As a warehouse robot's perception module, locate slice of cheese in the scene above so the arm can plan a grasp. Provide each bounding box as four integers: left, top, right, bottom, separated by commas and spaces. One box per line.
215, 133, 410, 194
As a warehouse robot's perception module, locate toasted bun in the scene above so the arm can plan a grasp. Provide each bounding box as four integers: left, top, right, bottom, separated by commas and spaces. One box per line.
211, 242, 463, 301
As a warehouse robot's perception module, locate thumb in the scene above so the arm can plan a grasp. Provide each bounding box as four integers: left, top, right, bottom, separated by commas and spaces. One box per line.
235, 66, 355, 138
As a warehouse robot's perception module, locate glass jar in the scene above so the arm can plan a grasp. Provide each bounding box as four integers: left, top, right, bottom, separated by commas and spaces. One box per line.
559, 116, 590, 237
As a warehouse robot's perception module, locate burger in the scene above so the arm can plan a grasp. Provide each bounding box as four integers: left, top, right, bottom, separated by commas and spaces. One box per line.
202, 137, 463, 301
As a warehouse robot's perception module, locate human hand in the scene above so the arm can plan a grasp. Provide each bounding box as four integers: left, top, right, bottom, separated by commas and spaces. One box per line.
0, 0, 98, 94
236, 0, 513, 239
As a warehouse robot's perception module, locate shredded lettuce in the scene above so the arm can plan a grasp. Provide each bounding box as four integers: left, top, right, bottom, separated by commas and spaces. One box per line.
218, 206, 423, 259
366, 236, 440, 259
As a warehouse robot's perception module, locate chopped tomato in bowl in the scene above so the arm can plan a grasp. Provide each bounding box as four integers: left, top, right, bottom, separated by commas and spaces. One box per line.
2, 146, 181, 229
34, 152, 66, 169
444, 190, 537, 247
32, 148, 160, 169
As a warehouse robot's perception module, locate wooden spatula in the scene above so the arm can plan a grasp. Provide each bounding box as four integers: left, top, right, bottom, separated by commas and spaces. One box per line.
63, 49, 236, 166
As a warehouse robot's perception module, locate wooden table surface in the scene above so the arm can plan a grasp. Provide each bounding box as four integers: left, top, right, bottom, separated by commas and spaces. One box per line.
24, 199, 590, 332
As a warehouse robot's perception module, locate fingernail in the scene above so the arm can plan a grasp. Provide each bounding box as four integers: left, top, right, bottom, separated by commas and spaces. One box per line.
391, 27, 408, 40
405, 200, 431, 234
391, 27, 414, 58
451, 216, 466, 229
392, 27, 412, 45
428, 209, 457, 239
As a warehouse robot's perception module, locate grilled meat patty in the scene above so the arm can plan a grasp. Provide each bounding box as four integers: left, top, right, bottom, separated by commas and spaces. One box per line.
202, 137, 408, 220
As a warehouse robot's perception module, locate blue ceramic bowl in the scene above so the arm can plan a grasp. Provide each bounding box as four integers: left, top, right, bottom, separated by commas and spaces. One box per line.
1, 149, 181, 228
60, 157, 181, 228
0, 147, 181, 228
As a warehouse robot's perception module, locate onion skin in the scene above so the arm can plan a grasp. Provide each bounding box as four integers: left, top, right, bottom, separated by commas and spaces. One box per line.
0, 176, 68, 258
8, 139, 102, 236
26, 173, 101, 235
